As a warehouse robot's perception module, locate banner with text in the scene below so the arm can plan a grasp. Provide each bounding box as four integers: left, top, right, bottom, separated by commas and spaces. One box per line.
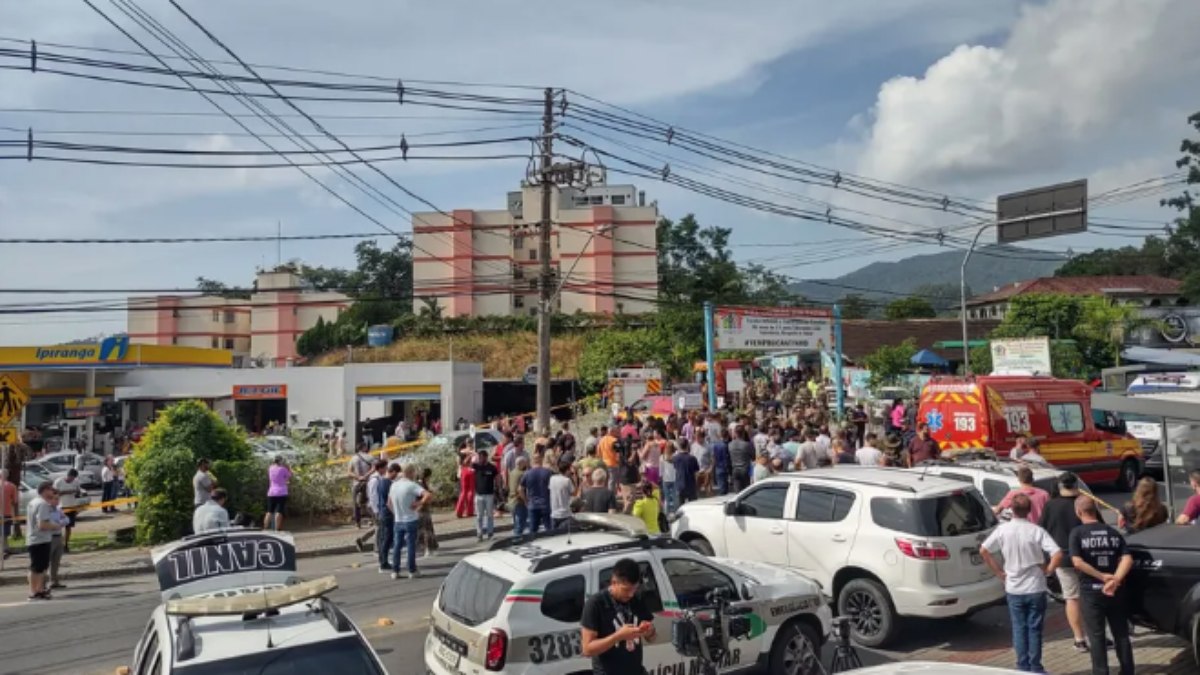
714, 306, 833, 352
990, 337, 1052, 375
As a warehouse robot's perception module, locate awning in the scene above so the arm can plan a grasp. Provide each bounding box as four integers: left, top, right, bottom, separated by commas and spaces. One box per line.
355, 384, 441, 401
932, 340, 990, 350
911, 349, 949, 367
1120, 346, 1200, 367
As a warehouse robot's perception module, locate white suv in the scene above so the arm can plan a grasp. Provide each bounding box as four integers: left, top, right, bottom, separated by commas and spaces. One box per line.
909, 458, 1091, 516
425, 513, 832, 675
670, 467, 1003, 647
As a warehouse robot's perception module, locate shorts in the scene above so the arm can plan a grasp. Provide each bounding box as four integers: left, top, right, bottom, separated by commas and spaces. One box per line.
28, 542, 51, 573
266, 496, 288, 514
66, 510, 77, 528
1056, 567, 1081, 600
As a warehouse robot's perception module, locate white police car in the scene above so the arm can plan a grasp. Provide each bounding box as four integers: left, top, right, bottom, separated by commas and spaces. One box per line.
127, 530, 387, 674
424, 514, 832, 675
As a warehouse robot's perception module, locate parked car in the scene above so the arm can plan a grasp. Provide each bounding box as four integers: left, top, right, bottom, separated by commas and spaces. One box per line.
670, 467, 1003, 647
1126, 525, 1200, 668
36, 451, 103, 488
424, 429, 504, 454
906, 457, 1092, 518
426, 513, 830, 675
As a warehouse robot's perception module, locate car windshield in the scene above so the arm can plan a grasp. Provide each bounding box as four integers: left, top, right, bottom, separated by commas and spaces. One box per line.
439, 561, 512, 627
174, 637, 384, 675
871, 490, 996, 537
427, 434, 463, 449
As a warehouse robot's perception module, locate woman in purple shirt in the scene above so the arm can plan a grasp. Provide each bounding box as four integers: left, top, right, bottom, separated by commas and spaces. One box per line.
265, 455, 292, 531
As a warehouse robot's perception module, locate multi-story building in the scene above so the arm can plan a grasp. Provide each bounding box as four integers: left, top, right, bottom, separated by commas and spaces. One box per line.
965, 275, 1185, 321
127, 268, 349, 366
411, 177, 658, 317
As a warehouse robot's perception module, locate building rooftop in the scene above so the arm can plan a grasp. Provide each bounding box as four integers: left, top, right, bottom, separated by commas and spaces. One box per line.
966, 275, 1181, 307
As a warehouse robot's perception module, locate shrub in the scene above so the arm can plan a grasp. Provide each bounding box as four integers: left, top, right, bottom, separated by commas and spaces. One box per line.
127, 400, 253, 544
287, 460, 351, 525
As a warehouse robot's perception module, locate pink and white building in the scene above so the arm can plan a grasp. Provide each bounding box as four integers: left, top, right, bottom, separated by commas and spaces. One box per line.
127, 268, 349, 366
411, 180, 659, 317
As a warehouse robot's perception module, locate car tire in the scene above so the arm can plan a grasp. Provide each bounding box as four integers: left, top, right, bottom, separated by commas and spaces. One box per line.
837, 578, 898, 648
685, 536, 715, 557
1116, 459, 1139, 492
768, 620, 822, 675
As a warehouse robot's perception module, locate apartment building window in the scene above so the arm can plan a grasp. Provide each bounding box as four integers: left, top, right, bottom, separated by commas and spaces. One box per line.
589, 195, 604, 205
513, 233, 525, 249
224, 338, 235, 350
528, 307, 537, 317
514, 296, 525, 309
211, 337, 219, 348
172, 309, 180, 318
610, 194, 626, 205
528, 278, 538, 290
172, 336, 178, 345
292, 305, 298, 316
212, 309, 220, 322
529, 249, 537, 261
223, 310, 235, 324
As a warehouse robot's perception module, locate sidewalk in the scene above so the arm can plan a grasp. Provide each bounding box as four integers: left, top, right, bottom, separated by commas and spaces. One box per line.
0, 507, 511, 585
885, 603, 1194, 673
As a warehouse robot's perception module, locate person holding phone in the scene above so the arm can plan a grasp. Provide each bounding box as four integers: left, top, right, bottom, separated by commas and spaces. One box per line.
581, 557, 656, 674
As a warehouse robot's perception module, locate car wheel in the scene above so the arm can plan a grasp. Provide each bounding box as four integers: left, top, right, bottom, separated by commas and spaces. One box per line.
769, 620, 822, 675
1116, 459, 1139, 492
686, 536, 714, 557
837, 578, 898, 648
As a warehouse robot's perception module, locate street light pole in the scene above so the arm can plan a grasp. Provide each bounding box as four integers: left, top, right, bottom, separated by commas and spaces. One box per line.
960, 221, 993, 374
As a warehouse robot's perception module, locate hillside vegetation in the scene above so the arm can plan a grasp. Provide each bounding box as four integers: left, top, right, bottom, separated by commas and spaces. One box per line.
313, 332, 588, 379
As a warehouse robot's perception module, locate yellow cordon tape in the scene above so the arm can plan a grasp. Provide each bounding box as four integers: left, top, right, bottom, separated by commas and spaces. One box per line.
4, 395, 603, 524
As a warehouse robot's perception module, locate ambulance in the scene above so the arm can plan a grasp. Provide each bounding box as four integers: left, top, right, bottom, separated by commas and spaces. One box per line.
917, 375, 1143, 491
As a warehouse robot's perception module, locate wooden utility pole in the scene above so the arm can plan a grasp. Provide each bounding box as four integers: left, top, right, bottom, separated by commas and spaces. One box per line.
535, 87, 554, 434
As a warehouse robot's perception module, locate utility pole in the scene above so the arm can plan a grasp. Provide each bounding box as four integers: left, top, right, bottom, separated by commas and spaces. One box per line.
535, 87, 554, 434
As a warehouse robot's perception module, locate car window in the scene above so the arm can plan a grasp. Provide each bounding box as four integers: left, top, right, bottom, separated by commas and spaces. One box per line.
439, 562, 513, 627
135, 627, 159, 675
171, 636, 384, 675
598, 560, 663, 613
871, 490, 996, 537
1033, 478, 1059, 496
1048, 403, 1084, 433
737, 484, 788, 519
794, 489, 855, 523
662, 558, 738, 610
476, 434, 498, 450
541, 575, 586, 623
982, 479, 1011, 506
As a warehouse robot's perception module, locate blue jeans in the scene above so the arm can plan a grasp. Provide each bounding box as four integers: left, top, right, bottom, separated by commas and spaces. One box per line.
391, 519, 419, 574
512, 503, 528, 536
475, 494, 495, 538
1007, 592, 1047, 672
376, 514, 393, 569
663, 481, 677, 515
714, 471, 729, 496
528, 506, 551, 534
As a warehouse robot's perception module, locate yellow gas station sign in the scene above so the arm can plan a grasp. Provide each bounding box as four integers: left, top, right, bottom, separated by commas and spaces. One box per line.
0, 373, 29, 427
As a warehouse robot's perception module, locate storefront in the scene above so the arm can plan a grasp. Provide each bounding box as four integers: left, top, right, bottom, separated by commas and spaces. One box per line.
232, 384, 289, 432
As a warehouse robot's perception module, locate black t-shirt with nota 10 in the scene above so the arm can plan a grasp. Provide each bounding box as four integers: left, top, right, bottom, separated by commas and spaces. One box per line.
1068, 522, 1128, 594
581, 590, 653, 675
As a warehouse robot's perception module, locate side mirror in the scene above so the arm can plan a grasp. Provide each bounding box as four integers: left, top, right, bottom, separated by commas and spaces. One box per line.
724, 501, 739, 516
741, 582, 754, 600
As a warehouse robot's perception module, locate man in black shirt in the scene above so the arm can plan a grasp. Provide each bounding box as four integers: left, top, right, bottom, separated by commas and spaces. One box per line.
581, 558, 656, 674
1037, 472, 1091, 652
1069, 495, 1135, 675
472, 449, 500, 541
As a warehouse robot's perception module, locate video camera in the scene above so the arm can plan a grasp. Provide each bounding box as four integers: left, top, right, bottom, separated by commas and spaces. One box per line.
670, 589, 752, 675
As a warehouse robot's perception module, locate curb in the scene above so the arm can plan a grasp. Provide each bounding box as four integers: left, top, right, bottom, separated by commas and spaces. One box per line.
0, 522, 513, 585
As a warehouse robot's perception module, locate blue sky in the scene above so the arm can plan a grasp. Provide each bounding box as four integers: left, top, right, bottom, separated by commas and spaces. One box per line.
0, 0, 1197, 343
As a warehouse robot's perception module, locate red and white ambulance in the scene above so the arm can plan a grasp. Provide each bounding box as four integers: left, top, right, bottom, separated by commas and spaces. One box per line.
918, 375, 1143, 491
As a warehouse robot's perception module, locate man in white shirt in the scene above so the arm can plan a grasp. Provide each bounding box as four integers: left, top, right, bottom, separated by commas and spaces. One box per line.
979, 493, 1063, 674
815, 428, 832, 455
855, 433, 886, 467
192, 489, 230, 534
796, 429, 827, 470
1016, 438, 1050, 466
548, 459, 575, 529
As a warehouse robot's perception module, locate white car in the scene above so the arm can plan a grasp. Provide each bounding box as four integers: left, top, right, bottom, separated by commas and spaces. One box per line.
425, 429, 505, 453
671, 467, 1003, 648
36, 451, 104, 488
250, 435, 303, 463
850, 665, 1021, 674
128, 530, 387, 675
425, 513, 831, 675
908, 458, 1092, 516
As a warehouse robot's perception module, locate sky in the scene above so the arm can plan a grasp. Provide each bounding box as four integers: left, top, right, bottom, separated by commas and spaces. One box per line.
1, 0, 1198, 344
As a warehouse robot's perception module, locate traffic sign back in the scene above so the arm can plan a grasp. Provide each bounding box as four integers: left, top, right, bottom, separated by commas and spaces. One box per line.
0, 374, 28, 426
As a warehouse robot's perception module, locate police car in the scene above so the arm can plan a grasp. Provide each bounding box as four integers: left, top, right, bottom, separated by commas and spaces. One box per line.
127, 530, 388, 674
424, 513, 831, 675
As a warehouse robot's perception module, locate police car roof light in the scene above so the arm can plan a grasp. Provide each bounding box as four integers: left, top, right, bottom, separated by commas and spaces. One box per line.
165, 576, 338, 617
490, 515, 648, 552
528, 537, 691, 574
176, 619, 197, 662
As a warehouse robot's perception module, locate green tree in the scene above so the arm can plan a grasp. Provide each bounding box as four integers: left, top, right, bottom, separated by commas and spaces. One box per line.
195, 276, 251, 299
656, 214, 800, 306
912, 282, 969, 314
864, 338, 917, 389
126, 400, 256, 544
1055, 238, 1171, 277
884, 296, 937, 320
837, 294, 871, 320
577, 329, 668, 392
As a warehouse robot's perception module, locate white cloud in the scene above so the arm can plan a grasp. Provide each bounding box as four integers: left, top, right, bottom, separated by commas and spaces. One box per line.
855, 0, 1200, 187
